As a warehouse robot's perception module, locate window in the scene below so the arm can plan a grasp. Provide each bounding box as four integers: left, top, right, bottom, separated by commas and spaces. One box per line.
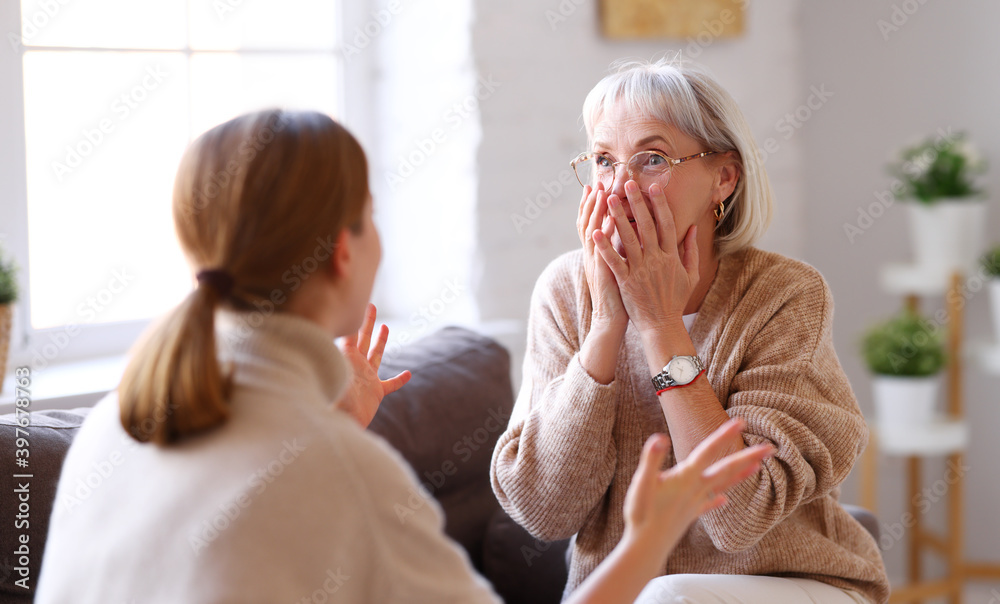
3, 0, 361, 368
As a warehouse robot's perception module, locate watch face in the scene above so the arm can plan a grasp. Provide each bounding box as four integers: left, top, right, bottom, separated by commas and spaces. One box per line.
669, 357, 699, 383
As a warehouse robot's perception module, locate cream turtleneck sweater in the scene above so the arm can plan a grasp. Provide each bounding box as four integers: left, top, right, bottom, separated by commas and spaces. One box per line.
37, 309, 501, 603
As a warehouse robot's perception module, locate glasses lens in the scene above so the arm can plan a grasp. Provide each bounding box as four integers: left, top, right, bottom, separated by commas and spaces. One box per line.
574, 156, 616, 188
573, 157, 596, 188
629, 152, 672, 189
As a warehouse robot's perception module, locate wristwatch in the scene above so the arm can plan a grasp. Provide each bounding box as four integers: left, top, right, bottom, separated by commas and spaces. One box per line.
651, 355, 704, 391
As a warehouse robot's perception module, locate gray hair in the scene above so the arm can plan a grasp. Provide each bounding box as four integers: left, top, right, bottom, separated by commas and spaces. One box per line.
582, 57, 773, 258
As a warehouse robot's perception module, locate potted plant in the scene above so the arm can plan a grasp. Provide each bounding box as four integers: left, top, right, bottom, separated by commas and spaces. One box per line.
888, 131, 988, 274
861, 310, 947, 431
982, 243, 1000, 343
0, 244, 19, 395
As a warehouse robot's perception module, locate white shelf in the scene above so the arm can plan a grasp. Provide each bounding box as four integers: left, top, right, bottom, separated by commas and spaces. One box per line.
879, 263, 967, 297
870, 418, 969, 456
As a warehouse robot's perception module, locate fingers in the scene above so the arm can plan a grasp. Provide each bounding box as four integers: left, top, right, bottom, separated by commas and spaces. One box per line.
698, 493, 729, 515
368, 323, 390, 368
593, 228, 628, 281
356, 303, 377, 354
686, 417, 746, 471
647, 183, 678, 252
600, 205, 617, 240
577, 185, 593, 245
636, 434, 670, 484
578, 183, 603, 250
381, 370, 412, 395
340, 334, 358, 350
701, 443, 773, 495
627, 433, 670, 511
577, 184, 593, 225
606, 193, 642, 262
587, 187, 609, 253
623, 181, 657, 251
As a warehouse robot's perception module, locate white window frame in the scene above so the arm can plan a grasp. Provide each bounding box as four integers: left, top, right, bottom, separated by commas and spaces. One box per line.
0, 0, 376, 371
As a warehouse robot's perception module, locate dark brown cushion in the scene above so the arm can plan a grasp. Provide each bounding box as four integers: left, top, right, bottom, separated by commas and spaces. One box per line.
842, 504, 880, 544
0, 408, 90, 602
482, 508, 570, 604
372, 326, 515, 570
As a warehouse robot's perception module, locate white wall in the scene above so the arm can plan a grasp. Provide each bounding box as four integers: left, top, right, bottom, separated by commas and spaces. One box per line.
802, 0, 1000, 589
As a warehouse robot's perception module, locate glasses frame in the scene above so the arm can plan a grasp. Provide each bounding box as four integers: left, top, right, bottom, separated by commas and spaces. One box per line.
570, 149, 721, 188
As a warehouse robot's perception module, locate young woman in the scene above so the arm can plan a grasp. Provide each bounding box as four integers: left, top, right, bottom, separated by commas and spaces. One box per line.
36, 109, 772, 603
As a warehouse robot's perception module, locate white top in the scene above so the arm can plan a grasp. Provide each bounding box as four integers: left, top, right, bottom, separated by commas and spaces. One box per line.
37, 309, 501, 604
682, 312, 698, 332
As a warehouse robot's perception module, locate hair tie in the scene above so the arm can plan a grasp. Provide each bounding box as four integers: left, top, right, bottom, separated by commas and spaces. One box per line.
196, 268, 235, 297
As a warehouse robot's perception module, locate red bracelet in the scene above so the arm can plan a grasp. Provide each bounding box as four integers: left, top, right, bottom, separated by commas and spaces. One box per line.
655, 369, 705, 396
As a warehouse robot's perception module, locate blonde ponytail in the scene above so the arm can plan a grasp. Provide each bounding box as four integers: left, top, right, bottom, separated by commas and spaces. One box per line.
118, 109, 370, 444
119, 285, 232, 443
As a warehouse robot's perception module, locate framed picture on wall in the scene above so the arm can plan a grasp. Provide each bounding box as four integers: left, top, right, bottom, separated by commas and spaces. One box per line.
600, 0, 745, 39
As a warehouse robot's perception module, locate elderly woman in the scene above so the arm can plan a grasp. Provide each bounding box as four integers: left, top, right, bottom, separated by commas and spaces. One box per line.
490, 59, 890, 604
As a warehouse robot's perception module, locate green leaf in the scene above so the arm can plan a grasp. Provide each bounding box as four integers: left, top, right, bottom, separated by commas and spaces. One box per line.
860, 310, 946, 377
887, 131, 986, 203
0, 244, 20, 305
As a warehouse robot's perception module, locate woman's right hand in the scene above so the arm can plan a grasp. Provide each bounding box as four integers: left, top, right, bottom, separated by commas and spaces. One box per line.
335, 304, 411, 429
577, 183, 629, 383
578, 183, 628, 332
622, 418, 774, 562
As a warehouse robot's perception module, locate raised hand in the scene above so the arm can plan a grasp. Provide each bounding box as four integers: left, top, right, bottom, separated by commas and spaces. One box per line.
592, 180, 699, 341
566, 419, 773, 604
623, 418, 773, 559
576, 183, 631, 383
335, 303, 411, 428
578, 182, 629, 335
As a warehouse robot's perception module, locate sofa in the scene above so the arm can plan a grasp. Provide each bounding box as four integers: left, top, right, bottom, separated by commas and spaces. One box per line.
0, 326, 878, 603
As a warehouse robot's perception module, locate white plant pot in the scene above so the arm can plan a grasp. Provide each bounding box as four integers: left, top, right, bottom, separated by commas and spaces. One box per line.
991, 279, 1000, 343
907, 199, 987, 273
872, 375, 940, 434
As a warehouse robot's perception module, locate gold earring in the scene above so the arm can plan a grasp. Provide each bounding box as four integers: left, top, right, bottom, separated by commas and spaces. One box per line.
714, 200, 725, 222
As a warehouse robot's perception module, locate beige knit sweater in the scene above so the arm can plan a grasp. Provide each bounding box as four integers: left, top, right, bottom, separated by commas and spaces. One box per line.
490, 246, 889, 604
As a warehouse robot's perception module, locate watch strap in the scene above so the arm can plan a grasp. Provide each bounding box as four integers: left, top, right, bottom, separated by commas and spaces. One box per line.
651, 371, 677, 391
650, 355, 704, 392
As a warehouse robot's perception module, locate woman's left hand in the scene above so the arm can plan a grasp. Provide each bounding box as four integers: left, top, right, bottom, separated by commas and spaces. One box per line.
592, 180, 700, 339
622, 418, 772, 560
335, 303, 411, 428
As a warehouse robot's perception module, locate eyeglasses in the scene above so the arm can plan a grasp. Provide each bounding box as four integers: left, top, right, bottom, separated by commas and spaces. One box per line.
570, 149, 720, 190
